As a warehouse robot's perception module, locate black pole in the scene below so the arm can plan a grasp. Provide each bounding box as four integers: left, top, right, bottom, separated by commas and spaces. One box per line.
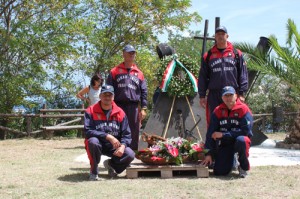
215, 17, 220, 30
194, 17, 221, 57
201, 20, 209, 58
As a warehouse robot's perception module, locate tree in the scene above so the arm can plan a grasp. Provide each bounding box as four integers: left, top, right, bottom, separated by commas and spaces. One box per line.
0, 0, 202, 139
234, 19, 300, 132
0, 0, 85, 112
0, 0, 86, 138
77, 0, 202, 75
234, 19, 300, 97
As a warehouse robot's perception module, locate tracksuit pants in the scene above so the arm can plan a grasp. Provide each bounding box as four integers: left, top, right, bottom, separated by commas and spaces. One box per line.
85, 137, 135, 175
116, 102, 140, 151
206, 90, 223, 126
213, 136, 251, 176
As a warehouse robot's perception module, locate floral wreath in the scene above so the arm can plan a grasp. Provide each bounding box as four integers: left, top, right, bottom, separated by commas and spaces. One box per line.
155, 54, 200, 97
136, 137, 207, 165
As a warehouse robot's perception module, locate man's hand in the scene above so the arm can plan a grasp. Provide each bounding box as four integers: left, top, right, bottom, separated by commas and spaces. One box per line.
113, 144, 125, 157
201, 155, 212, 166
106, 134, 121, 149
140, 109, 147, 120
212, 131, 223, 140
200, 97, 207, 109
239, 95, 245, 103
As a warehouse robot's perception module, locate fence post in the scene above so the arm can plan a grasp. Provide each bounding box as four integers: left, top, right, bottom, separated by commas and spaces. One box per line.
273, 105, 283, 133
42, 104, 48, 139
26, 116, 32, 136
79, 103, 85, 138
262, 115, 266, 132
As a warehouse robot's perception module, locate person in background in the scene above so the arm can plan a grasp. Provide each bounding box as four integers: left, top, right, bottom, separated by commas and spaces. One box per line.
201, 86, 253, 178
84, 85, 135, 181
198, 26, 248, 126
106, 44, 148, 151
76, 74, 103, 106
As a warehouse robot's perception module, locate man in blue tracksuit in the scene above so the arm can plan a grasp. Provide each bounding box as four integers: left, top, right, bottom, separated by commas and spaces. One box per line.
198, 26, 248, 126
201, 86, 253, 178
107, 44, 148, 150
84, 85, 135, 180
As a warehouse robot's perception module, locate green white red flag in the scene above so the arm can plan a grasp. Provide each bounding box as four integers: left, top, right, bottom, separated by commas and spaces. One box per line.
160, 58, 198, 93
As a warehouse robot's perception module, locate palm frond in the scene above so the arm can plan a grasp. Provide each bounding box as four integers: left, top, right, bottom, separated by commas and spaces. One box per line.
234, 19, 300, 94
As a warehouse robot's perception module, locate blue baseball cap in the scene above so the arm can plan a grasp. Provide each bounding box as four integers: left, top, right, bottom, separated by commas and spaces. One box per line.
123, 44, 136, 52
101, 85, 114, 95
222, 86, 236, 96
215, 26, 228, 34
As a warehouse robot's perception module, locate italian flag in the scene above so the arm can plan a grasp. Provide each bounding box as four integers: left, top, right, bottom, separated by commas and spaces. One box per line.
160, 58, 198, 93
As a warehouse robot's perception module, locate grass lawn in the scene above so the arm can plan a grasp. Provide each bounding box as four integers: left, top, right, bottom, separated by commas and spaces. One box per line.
0, 135, 299, 199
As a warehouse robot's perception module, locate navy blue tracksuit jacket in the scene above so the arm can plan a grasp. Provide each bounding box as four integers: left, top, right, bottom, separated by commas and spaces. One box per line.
205, 99, 253, 175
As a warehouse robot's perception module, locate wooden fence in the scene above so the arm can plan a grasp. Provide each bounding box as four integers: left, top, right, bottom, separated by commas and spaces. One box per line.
253, 112, 298, 132
0, 106, 298, 139
39, 104, 85, 138
0, 104, 85, 139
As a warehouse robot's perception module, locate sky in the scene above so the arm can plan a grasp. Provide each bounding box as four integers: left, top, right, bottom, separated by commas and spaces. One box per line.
173, 0, 300, 46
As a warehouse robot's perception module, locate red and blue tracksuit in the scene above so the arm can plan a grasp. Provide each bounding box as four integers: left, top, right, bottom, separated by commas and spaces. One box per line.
84, 101, 135, 175
205, 99, 253, 175
107, 62, 148, 150
198, 42, 248, 125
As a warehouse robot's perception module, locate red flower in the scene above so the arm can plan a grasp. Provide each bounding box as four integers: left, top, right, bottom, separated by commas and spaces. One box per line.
151, 156, 164, 161
166, 144, 179, 157
191, 143, 203, 152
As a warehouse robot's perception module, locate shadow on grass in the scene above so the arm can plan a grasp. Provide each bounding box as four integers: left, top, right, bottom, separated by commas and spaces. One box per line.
207, 171, 244, 180
57, 173, 127, 182
58, 172, 90, 182
58, 167, 127, 182
55, 146, 85, 150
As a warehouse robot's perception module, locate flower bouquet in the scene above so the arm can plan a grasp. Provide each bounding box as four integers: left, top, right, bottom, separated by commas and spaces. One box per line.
136, 137, 207, 165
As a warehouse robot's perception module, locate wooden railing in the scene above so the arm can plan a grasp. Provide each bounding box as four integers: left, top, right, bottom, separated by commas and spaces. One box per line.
0, 107, 298, 139
253, 112, 298, 132
0, 113, 41, 138
0, 104, 85, 139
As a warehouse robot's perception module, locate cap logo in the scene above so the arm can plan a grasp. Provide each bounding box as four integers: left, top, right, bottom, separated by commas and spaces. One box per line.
221, 86, 235, 96
101, 84, 114, 94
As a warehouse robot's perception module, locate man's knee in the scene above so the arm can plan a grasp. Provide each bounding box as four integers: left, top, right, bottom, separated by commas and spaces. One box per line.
88, 137, 99, 145
124, 147, 135, 161
87, 137, 103, 152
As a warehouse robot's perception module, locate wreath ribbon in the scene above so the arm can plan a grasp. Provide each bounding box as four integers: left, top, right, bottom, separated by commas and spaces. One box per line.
160, 56, 198, 93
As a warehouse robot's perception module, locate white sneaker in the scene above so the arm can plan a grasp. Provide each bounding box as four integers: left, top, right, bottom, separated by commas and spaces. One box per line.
89, 173, 99, 181
232, 153, 239, 171
103, 159, 117, 178
238, 166, 248, 178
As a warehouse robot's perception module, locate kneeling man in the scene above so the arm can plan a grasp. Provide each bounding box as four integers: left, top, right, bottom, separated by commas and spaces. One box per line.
84, 85, 135, 180
201, 86, 253, 178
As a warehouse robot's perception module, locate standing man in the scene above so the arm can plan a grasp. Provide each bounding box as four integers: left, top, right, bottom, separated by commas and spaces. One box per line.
201, 86, 253, 178
107, 44, 148, 151
84, 85, 135, 180
198, 26, 248, 126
